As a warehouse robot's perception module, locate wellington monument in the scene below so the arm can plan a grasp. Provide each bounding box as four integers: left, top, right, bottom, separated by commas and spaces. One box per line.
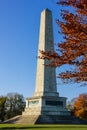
5, 8, 87, 124
23, 9, 70, 123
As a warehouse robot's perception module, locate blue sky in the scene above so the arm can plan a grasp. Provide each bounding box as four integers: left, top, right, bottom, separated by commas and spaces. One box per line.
0, 0, 87, 101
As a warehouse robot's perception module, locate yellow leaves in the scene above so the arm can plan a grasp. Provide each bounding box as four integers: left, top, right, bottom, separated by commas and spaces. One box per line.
74, 94, 87, 120
75, 109, 84, 118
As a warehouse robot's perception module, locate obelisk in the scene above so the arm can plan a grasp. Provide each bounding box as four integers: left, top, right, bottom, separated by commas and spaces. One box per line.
34, 8, 59, 97
23, 8, 70, 118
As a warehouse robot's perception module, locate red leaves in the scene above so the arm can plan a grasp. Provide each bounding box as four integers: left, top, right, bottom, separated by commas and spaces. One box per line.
56, 0, 87, 83
57, 0, 87, 16
39, 0, 87, 84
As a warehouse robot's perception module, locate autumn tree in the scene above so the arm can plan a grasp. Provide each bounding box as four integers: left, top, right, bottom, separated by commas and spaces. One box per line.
74, 94, 87, 120
40, 0, 87, 84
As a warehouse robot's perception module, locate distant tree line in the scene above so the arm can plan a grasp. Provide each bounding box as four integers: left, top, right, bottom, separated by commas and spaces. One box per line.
0, 93, 25, 122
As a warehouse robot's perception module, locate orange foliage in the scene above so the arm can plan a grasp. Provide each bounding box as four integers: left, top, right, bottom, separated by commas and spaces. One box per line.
40, 0, 87, 83
74, 94, 87, 120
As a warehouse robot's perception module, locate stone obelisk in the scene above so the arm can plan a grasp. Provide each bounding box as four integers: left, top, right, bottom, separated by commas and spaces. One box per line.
34, 8, 58, 97
23, 8, 70, 119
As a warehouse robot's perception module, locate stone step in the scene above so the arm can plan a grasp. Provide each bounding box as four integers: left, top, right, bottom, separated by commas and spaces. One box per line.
3, 115, 87, 124
4, 115, 39, 124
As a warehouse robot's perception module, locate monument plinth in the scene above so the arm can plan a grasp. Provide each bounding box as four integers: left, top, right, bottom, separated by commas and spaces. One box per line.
23, 9, 70, 117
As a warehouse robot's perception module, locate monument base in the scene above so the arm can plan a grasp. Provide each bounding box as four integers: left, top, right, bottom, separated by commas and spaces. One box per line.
4, 94, 87, 124
3, 93, 87, 125
23, 94, 70, 116
4, 115, 87, 124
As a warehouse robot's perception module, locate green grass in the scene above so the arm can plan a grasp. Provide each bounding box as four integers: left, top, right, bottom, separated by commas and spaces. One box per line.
0, 124, 87, 130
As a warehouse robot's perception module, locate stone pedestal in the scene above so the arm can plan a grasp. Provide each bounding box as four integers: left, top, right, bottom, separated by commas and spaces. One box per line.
23, 94, 70, 116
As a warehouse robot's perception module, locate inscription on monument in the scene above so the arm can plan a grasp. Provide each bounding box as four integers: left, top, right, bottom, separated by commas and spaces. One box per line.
46, 100, 63, 106
29, 100, 39, 106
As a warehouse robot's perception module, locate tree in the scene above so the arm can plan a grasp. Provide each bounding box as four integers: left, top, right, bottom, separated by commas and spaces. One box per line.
5, 93, 25, 119
0, 96, 7, 121
67, 98, 77, 114
74, 94, 87, 120
40, 0, 87, 84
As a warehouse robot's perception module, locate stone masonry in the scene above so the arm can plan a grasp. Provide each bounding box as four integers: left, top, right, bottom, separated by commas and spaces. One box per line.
23, 9, 70, 117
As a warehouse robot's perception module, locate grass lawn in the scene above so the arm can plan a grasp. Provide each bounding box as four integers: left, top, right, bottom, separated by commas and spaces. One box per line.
0, 124, 87, 130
